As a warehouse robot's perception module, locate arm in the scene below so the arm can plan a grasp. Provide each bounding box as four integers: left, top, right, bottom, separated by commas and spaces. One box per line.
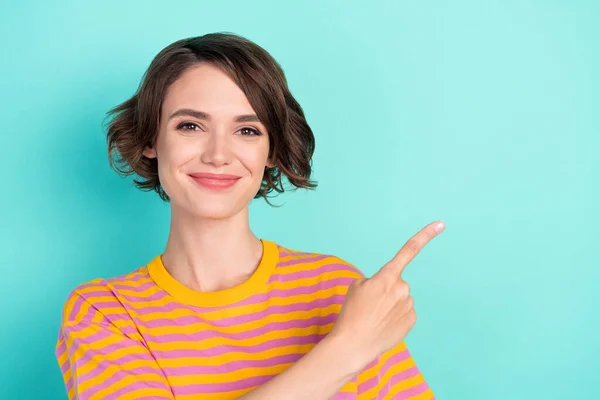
56, 291, 174, 400
238, 333, 368, 400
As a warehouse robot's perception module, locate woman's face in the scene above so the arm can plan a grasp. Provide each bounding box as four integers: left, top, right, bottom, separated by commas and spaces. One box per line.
143, 63, 273, 219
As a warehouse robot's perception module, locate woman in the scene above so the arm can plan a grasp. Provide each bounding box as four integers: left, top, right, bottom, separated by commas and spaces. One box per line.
56, 32, 444, 399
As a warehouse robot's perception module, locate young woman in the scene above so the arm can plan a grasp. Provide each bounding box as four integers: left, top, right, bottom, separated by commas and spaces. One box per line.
55, 32, 445, 400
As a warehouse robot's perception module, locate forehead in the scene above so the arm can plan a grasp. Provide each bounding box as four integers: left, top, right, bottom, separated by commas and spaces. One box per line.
161, 63, 256, 117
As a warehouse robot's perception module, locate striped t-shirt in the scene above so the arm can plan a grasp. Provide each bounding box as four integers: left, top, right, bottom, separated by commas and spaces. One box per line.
56, 239, 435, 399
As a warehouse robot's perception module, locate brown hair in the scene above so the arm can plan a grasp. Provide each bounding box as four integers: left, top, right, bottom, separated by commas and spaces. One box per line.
104, 32, 317, 205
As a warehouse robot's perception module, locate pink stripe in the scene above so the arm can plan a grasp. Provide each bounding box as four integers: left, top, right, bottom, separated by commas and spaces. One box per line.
65, 311, 338, 346
105, 269, 148, 283
111, 281, 157, 292
65, 376, 73, 394
381, 350, 413, 372
362, 366, 421, 399
85, 312, 139, 326
358, 350, 411, 393
279, 250, 325, 261
106, 391, 172, 400
77, 352, 163, 385
56, 343, 71, 375
72, 341, 142, 366
142, 313, 338, 344
79, 367, 171, 399
67, 294, 87, 321
72, 304, 102, 325
71, 268, 149, 293
266, 276, 356, 293
152, 333, 328, 359
76, 346, 158, 383
277, 254, 333, 267
116, 290, 169, 303
95, 277, 353, 321
80, 289, 168, 304
64, 323, 329, 365
76, 265, 356, 316
74, 280, 105, 291
66, 297, 104, 324
56, 339, 67, 356
161, 352, 304, 376
172, 374, 275, 396
78, 290, 160, 303
56, 337, 75, 393
128, 293, 347, 330
272, 263, 362, 282
59, 358, 70, 375
278, 250, 319, 257
64, 327, 150, 368
76, 340, 310, 386
108, 392, 172, 400
60, 357, 71, 375
393, 381, 431, 399
63, 318, 138, 336
364, 356, 380, 370
118, 277, 351, 315
107, 276, 154, 287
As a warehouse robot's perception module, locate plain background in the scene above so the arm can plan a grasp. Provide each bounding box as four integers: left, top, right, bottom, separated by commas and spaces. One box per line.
1, 1, 598, 399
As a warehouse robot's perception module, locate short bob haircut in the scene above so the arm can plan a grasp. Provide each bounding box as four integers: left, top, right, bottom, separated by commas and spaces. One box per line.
104, 32, 317, 205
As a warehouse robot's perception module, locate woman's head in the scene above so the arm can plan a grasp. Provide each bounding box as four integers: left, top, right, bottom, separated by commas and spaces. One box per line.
105, 32, 317, 218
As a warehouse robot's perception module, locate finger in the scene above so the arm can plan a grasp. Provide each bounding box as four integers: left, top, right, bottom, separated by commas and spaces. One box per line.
378, 220, 445, 278
403, 308, 417, 329
395, 295, 414, 316
393, 280, 411, 301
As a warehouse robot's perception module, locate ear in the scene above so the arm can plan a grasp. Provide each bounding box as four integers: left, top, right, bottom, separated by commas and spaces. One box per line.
143, 145, 157, 159
265, 157, 276, 169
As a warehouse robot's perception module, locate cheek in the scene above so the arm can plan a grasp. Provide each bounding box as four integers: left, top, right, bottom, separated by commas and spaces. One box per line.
160, 139, 196, 167
155, 141, 194, 185
242, 150, 269, 176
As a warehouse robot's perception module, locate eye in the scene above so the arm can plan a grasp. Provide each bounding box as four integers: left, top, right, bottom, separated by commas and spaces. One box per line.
237, 127, 262, 136
175, 122, 202, 131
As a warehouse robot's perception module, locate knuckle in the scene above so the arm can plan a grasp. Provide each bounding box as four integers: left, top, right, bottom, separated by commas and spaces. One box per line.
395, 281, 410, 299
428, 225, 439, 237
406, 295, 414, 310
408, 309, 417, 326
405, 238, 421, 256
368, 274, 384, 288
374, 272, 396, 292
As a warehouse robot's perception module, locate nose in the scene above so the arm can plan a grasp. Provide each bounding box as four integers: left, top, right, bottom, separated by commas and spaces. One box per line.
200, 131, 232, 167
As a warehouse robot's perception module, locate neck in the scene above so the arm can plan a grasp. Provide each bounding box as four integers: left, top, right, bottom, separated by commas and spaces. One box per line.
160, 205, 264, 293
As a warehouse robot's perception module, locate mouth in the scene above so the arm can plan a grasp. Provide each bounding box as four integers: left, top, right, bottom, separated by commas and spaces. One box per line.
188, 173, 241, 191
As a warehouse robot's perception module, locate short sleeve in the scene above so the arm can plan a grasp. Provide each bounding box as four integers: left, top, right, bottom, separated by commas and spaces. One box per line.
55, 287, 175, 400
356, 340, 435, 399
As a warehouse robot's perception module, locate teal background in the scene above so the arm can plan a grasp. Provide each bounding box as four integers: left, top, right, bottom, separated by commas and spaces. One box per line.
1, 0, 598, 399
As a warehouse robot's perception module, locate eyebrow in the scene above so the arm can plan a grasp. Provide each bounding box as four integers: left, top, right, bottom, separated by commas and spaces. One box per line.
167, 108, 261, 123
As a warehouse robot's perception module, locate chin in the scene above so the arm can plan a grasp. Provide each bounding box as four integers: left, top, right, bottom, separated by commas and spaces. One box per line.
192, 205, 243, 220
180, 192, 255, 220
166, 178, 260, 220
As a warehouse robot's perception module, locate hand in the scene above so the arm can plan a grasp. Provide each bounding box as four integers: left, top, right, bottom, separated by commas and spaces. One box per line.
328, 220, 445, 369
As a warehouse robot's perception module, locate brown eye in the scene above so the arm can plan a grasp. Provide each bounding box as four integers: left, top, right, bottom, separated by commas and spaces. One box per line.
176, 122, 201, 131
237, 127, 262, 136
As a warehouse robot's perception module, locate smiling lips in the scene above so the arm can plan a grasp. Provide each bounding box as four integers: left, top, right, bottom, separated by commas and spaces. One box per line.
188, 172, 241, 190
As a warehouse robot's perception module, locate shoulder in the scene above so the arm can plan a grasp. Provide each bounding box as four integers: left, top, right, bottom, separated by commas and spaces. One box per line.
274, 242, 366, 286
59, 267, 148, 325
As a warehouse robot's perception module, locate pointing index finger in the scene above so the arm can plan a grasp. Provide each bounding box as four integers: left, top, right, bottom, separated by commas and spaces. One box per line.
390, 221, 445, 276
